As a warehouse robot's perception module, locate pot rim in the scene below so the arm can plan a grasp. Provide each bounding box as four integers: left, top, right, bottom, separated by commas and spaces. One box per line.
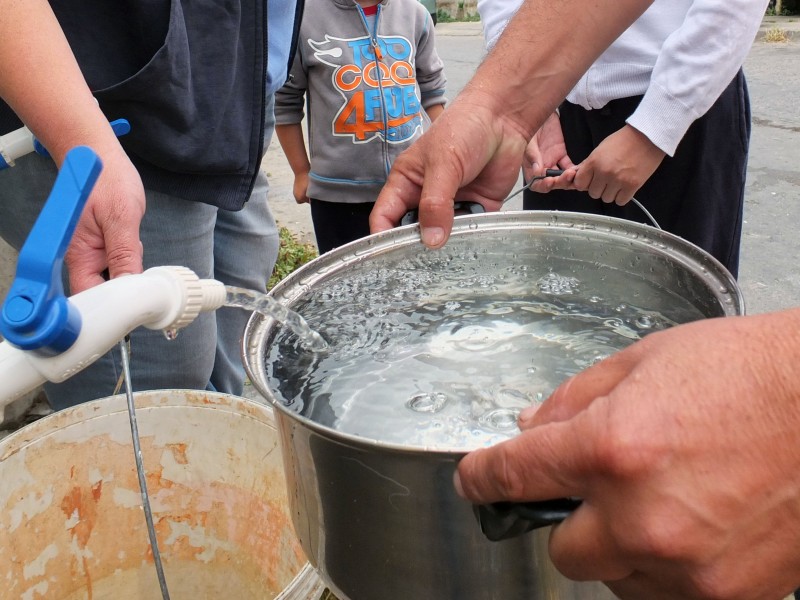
242, 210, 745, 455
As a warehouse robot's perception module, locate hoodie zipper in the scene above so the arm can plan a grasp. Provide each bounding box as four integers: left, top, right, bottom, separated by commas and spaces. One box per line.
356, 3, 391, 177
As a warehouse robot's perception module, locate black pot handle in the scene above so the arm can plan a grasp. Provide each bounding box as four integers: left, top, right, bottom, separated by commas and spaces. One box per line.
400, 200, 485, 227
475, 498, 582, 542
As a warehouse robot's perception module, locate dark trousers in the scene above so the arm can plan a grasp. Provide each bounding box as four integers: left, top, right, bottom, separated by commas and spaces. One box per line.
523, 69, 751, 278
309, 199, 374, 254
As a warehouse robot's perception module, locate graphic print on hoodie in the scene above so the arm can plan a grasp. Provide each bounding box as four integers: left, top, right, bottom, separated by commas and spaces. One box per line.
309, 34, 424, 144
275, 0, 447, 204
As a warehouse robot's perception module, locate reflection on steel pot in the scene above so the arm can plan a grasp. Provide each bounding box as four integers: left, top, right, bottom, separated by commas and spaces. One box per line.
243, 211, 744, 600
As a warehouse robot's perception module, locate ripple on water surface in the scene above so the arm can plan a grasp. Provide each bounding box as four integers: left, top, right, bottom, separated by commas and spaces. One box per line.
266, 246, 707, 451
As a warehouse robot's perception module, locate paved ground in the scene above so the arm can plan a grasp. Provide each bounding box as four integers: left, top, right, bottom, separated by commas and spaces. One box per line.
2, 17, 799, 423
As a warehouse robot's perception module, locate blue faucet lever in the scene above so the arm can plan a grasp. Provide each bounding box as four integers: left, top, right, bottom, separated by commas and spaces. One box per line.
0, 146, 103, 355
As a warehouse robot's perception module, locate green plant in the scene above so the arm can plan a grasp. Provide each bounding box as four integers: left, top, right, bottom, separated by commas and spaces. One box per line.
436, 7, 481, 22
268, 226, 318, 290
436, 7, 455, 22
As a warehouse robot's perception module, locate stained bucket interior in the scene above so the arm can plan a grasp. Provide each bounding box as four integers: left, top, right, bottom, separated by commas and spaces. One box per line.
0, 390, 324, 600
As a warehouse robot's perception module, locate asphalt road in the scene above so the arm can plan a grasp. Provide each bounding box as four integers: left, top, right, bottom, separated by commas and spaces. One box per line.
2, 18, 799, 318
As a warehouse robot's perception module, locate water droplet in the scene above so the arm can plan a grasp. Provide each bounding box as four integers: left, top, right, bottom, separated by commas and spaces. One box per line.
406, 392, 449, 413
479, 408, 520, 431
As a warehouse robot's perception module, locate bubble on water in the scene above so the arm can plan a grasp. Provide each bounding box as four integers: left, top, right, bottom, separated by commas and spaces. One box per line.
406, 392, 449, 413
635, 315, 655, 329
589, 296, 602, 303
479, 408, 520, 431
444, 301, 461, 312
537, 273, 580, 296
494, 387, 533, 408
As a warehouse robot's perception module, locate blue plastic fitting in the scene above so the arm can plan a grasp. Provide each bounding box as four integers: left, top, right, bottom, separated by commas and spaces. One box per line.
0, 146, 103, 355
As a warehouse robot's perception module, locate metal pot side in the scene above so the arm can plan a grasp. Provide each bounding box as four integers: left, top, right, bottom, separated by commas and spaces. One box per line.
243, 211, 745, 600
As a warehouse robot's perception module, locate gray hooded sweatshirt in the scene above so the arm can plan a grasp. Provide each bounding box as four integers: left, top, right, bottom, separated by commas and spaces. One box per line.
275, 0, 447, 204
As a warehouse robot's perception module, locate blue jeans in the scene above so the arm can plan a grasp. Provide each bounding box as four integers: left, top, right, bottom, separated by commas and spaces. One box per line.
0, 149, 278, 410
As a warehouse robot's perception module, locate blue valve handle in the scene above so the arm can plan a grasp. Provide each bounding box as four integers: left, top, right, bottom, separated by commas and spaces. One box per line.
0, 146, 103, 355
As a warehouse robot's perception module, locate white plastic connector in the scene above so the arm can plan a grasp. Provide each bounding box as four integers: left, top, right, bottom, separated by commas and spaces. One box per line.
142, 266, 226, 331
0, 126, 35, 167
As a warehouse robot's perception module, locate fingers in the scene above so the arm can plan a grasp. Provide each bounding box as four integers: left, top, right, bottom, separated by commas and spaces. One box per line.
370, 159, 423, 234
456, 403, 610, 505
66, 226, 143, 294
548, 501, 632, 582
415, 156, 464, 248
519, 350, 634, 429
533, 167, 576, 192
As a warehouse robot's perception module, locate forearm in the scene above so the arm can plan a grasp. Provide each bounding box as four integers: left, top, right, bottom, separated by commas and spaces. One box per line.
425, 104, 444, 122
463, 0, 653, 139
0, 0, 123, 165
275, 123, 310, 175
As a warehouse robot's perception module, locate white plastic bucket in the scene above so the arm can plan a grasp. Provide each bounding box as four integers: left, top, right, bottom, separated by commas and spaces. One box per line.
0, 390, 325, 599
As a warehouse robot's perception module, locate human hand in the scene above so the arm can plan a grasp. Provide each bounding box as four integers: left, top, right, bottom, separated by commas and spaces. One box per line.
455, 309, 800, 600
522, 112, 576, 192
64, 144, 145, 294
370, 90, 528, 248
293, 171, 310, 204
572, 124, 665, 205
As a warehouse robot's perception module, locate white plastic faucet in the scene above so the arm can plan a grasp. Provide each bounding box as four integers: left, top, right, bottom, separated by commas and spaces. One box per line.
0, 147, 227, 408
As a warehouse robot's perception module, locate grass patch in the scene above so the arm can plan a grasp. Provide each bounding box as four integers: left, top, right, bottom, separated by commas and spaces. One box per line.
764, 26, 791, 42
268, 226, 318, 290
436, 6, 481, 22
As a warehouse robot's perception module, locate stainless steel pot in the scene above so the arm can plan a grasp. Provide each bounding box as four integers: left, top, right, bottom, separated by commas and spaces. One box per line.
243, 211, 744, 600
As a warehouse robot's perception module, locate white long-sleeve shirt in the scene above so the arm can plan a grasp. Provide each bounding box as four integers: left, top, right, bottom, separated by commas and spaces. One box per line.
477, 0, 768, 155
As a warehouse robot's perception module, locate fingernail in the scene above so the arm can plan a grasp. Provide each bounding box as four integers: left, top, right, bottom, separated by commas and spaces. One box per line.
422, 226, 444, 247
453, 470, 466, 498
531, 162, 539, 171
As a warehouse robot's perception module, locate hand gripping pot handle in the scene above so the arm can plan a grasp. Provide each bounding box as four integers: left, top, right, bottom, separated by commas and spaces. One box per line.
476, 497, 582, 541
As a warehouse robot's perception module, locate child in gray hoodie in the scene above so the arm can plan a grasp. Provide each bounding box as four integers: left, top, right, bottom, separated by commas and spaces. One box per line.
275, 0, 447, 253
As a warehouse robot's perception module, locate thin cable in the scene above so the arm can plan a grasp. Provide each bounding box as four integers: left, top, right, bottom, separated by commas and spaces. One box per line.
504, 174, 662, 230
630, 197, 661, 229
119, 338, 171, 599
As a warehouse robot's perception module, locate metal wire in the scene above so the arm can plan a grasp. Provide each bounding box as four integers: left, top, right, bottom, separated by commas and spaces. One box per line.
630, 197, 661, 229
119, 337, 171, 600
503, 175, 662, 230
